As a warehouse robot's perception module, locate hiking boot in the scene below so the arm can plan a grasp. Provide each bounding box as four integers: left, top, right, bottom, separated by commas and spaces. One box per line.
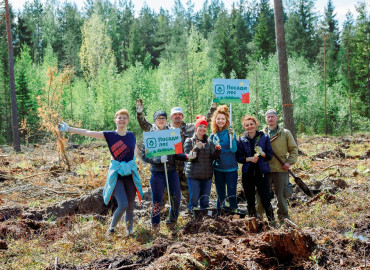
166, 220, 177, 230
152, 224, 160, 235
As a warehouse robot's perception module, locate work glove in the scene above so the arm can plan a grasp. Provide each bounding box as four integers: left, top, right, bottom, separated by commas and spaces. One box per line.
58, 121, 69, 132
187, 151, 197, 160
254, 146, 265, 157
136, 99, 143, 113
160, 155, 168, 163
228, 127, 235, 137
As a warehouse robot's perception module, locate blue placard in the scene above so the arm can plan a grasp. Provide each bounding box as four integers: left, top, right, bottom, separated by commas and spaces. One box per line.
143, 128, 183, 158
213, 78, 250, 103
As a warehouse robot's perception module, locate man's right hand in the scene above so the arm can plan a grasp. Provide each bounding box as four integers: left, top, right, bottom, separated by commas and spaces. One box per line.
58, 121, 69, 132
136, 99, 143, 113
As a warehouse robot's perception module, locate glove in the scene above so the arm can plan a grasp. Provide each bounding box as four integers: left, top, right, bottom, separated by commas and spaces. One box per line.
136, 99, 143, 113
187, 151, 197, 160
160, 155, 168, 163
255, 146, 265, 156
228, 127, 235, 137
58, 121, 69, 132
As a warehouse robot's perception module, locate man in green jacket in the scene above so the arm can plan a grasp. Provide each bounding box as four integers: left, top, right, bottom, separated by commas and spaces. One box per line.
257, 109, 298, 221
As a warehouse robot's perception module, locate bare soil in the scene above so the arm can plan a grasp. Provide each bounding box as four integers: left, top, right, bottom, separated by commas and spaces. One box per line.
0, 135, 369, 269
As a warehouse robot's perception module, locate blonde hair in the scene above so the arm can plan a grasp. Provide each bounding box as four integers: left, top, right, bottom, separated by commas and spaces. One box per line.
241, 115, 259, 128
114, 109, 129, 119
211, 105, 230, 134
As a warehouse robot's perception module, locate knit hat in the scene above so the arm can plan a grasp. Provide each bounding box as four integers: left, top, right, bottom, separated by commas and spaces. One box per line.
170, 107, 184, 118
265, 109, 277, 116
195, 115, 208, 129
153, 110, 167, 121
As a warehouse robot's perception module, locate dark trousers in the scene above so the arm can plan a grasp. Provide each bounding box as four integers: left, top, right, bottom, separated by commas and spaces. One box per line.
150, 170, 181, 225
242, 167, 274, 221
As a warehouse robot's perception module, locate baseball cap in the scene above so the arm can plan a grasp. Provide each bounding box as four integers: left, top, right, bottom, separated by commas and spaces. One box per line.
265, 109, 277, 116
170, 107, 184, 118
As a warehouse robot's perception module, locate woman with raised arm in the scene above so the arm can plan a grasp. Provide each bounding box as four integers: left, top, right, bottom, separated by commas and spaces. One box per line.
236, 115, 275, 222
209, 105, 238, 210
58, 109, 143, 236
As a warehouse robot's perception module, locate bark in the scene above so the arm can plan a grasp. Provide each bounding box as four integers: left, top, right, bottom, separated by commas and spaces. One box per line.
273, 0, 297, 143
5, 0, 20, 151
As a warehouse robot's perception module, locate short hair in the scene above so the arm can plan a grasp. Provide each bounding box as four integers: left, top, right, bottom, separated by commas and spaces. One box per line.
211, 105, 230, 134
241, 115, 259, 127
114, 109, 129, 119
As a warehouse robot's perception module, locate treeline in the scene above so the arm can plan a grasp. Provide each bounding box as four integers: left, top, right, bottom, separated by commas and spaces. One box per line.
0, 0, 369, 145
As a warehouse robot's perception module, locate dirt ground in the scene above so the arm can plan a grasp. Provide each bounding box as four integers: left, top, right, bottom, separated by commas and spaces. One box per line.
0, 135, 369, 269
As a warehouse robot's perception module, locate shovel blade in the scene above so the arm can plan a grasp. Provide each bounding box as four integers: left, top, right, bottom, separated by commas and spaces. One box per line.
294, 177, 314, 197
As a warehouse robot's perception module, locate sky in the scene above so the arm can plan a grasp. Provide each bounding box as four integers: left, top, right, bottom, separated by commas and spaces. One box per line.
9, 0, 365, 28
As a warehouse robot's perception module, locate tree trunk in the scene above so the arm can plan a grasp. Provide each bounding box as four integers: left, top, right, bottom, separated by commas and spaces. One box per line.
273, 0, 297, 143
5, 0, 21, 152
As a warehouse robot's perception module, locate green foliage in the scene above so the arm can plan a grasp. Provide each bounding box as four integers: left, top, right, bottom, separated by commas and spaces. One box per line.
1, 0, 369, 145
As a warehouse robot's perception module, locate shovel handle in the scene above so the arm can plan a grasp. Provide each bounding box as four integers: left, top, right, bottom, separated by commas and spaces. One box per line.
272, 153, 296, 178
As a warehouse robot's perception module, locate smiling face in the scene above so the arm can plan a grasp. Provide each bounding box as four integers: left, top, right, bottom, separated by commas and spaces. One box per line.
215, 113, 227, 130
115, 114, 129, 129
265, 113, 278, 129
155, 116, 167, 130
243, 119, 257, 134
196, 124, 207, 137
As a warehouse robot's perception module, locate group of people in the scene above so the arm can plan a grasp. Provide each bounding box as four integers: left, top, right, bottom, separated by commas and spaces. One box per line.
57, 101, 298, 236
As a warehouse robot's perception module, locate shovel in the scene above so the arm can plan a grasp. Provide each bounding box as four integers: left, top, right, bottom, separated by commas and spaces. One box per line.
273, 153, 314, 197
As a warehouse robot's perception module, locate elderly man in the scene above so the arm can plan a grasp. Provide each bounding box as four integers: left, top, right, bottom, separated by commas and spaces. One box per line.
257, 109, 298, 221
136, 100, 216, 204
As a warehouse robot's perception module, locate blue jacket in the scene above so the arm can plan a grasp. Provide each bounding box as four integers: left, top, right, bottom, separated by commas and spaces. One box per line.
210, 129, 238, 172
236, 131, 273, 174
102, 158, 143, 205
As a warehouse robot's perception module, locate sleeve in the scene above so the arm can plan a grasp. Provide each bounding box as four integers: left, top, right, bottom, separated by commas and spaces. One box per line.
206, 104, 217, 124
264, 136, 273, 161
141, 142, 161, 164
183, 138, 193, 154
230, 134, 237, 153
175, 153, 188, 161
285, 130, 298, 165
137, 112, 153, 132
236, 139, 247, 164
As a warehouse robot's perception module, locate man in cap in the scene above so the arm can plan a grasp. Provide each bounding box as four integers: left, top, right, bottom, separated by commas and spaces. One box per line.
257, 109, 298, 221
136, 100, 217, 204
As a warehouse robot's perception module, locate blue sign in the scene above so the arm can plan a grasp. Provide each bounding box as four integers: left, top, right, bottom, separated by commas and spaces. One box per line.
213, 79, 250, 103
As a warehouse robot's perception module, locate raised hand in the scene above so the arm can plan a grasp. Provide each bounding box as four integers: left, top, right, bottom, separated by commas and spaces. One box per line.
136, 99, 143, 113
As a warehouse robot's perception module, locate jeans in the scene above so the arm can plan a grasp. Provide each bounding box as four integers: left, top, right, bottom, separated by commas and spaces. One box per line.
150, 170, 181, 225
110, 174, 136, 231
214, 170, 238, 209
187, 178, 212, 211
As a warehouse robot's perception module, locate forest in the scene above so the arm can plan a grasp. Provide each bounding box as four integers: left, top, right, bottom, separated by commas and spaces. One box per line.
0, 1, 369, 269
0, 0, 369, 146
